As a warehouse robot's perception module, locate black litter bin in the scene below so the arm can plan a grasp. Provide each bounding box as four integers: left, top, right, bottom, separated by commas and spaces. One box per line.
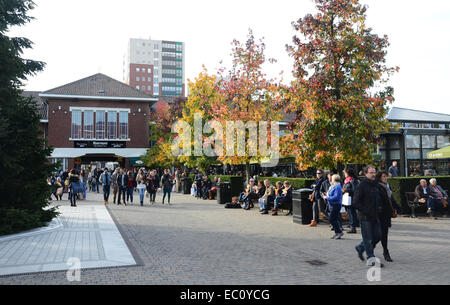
229, 176, 244, 197
293, 189, 313, 225
182, 177, 192, 195
217, 182, 232, 204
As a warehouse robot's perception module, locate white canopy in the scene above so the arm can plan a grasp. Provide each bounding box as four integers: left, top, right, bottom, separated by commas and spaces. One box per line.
50, 148, 148, 158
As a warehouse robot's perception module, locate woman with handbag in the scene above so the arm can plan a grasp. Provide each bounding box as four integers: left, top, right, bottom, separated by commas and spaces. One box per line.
342, 168, 360, 234
376, 170, 401, 262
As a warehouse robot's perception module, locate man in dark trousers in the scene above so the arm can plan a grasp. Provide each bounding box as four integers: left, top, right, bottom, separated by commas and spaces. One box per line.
309, 169, 327, 226
100, 168, 111, 205
117, 168, 128, 205
353, 165, 384, 268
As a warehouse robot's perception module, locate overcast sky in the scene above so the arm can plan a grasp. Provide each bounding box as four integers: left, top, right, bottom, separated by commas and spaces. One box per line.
8, 0, 450, 114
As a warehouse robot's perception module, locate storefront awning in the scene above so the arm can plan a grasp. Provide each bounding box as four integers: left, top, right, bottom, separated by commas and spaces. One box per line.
50, 148, 147, 158
129, 157, 145, 166
427, 146, 450, 159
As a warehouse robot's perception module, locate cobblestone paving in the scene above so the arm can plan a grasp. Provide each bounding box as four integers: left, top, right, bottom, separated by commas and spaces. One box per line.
0, 190, 449, 285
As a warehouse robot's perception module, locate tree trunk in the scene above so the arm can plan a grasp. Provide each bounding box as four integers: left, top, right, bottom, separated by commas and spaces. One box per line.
245, 162, 251, 184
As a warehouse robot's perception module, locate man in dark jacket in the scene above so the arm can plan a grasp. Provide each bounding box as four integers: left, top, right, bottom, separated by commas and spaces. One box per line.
414, 179, 429, 205
310, 169, 327, 226
353, 165, 384, 267
117, 169, 128, 205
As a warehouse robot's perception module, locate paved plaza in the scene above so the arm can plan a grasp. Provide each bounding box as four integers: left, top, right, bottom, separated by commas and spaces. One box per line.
0, 190, 449, 285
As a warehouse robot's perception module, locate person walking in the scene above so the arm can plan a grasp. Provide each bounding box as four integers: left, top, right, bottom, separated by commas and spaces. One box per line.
146, 170, 158, 204
342, 168, 360, 234
325, 174, 344, 239
68, 169, 81, 207
126, 170, 134, 204
111, 168, 120, 204
137, 176, 146, 206
100, 168, 111, 205
376, 170, 401, 262
354, 165, 384, 268
309, 169, 327, 227
55, 177, 64, 200
117, 169, 127, 205
161, 169, 174, 205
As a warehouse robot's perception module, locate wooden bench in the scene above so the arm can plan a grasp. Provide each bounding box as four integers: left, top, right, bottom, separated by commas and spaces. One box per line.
405, 192, 423, 218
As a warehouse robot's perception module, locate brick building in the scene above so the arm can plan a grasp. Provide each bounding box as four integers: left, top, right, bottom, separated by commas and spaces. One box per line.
28, 73, 157, 171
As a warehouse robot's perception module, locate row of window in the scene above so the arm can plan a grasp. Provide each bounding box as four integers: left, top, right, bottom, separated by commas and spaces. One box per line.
136, 67, 152, 74
71, 110, 128, 140
136, 76, 152, 82
136, 42, 159, 50
136, 85, 159, 95
162, 43, 176, 49
402, 122, 448, 129
161, 86, 182, 93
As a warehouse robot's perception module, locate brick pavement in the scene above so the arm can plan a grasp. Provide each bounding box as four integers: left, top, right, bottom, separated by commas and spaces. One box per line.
0, 190, 449, 285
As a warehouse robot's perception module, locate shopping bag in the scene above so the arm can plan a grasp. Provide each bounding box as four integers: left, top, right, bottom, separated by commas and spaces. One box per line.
342, 193, 352, 206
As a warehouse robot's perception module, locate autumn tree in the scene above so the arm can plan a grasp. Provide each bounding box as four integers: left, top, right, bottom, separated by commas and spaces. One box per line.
176, 67, 221, 171
211, 29, 283, 181
283, 0, 398, 170
142, 98, 183, 169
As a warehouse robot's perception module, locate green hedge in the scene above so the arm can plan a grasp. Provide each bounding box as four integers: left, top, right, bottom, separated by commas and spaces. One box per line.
195, 174, 450, 215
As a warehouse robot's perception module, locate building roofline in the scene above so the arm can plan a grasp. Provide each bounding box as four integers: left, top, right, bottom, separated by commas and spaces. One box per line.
39, 93, 157, 102
389, 107, 450, 118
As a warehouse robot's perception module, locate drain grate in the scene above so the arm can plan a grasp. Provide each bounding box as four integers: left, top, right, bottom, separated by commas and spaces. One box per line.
305, 260, 327, 266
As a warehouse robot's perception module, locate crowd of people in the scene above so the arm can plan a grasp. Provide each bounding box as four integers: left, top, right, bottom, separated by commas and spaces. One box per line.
47, 167, 183, 206
47, 163, 448, 268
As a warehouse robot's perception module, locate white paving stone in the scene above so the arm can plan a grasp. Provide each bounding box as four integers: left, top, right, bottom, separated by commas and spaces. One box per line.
0, 204, 136, 276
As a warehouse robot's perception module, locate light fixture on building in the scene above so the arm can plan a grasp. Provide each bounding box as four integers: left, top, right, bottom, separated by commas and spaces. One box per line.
138, 108, 141, 112
58, 106, 62, 110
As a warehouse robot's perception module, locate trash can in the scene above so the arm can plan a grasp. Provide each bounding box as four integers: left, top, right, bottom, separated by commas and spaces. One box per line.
182, 177, 192, 195
293, 188, 313, 225
229, 176, 244, 197
217, 182, 232, 204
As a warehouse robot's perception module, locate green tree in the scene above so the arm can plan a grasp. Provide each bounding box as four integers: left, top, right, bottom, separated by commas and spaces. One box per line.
0, 0, 58, 235
284, 0, 398, 170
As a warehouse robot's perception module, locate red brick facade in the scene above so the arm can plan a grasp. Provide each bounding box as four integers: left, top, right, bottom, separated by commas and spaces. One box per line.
47, 98, 151, 148
128, 63, 155, 95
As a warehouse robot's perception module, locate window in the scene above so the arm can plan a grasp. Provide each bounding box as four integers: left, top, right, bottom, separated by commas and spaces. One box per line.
148, 86, 152, 91
83, 110, 94, 139
153, 77, 159, 84
136, 67, 140, 72
148, 68, 151, 74
136, 76, 140, 81
107, 111, 117, 139
154, 44, 159, 50
136, 85, 140, 90
96, 111, 106, 139
71, 110, 82, 139
119, 111, 128, 139
147, 77, 151, 82
154, 85, 159, 95
437, 135, 450, 148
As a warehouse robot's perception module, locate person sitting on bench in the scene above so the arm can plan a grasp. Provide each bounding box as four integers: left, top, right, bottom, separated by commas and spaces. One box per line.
272, 181, 293, 216
239, 178, 256, 210
415, 179, 429, 205
427, 178, 449, 218
259, 180, 274, 215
